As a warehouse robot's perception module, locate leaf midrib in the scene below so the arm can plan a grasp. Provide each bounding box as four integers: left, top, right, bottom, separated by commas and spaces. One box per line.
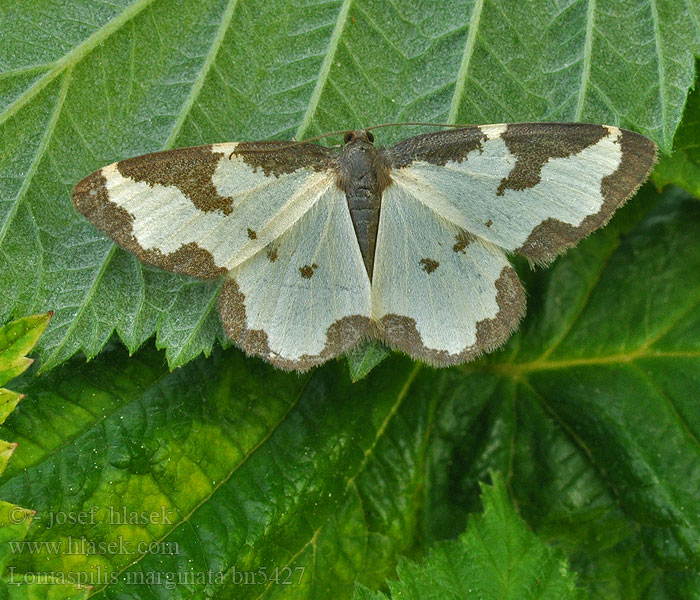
489, 349, 700, 377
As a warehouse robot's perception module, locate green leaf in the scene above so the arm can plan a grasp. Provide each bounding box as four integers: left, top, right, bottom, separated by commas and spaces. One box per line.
1, 185, 699, 598
0, 505, 90, 599
653, 60, 700, 198
0, 342, 433, 598
0, 314, 87, 599
0, 312, 51, 388
3, 3, 700, 598
0, 313, 52, 460
1, 0, 698, 371
346, 342, 391, 382
0, 313, 52, 488
423, 185, 700, 598
354, 473, 582, 600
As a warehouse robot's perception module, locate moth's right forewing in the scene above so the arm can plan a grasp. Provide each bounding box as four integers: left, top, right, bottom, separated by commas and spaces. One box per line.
385, 124, 657, 264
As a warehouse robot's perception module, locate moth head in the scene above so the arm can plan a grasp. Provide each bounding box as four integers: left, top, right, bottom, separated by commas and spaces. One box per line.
344, 130, 375, 145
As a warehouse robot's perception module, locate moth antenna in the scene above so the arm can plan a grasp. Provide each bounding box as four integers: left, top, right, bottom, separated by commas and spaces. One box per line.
231, 129, 354, 155
364, 121, 476, 132
297, 130, 355, 143
229, 124, 476, 159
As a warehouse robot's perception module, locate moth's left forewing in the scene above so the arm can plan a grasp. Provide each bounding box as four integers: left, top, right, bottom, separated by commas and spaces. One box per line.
72, 142, 338, 278
385, 123, 657, 264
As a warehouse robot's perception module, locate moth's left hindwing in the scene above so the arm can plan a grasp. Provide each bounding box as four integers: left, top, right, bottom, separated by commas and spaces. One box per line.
73, 141, 374, 370
218, 185, 372, 371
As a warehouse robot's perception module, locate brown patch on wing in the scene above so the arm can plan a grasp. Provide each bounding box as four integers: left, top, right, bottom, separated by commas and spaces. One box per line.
385, 126, 487, 168
72, 169, 226, 279
217, 279, 370, 371
515, 128, 657, 264
233, 141, 337, 177
453, 230, 476, 253
485, 219, 493, 228
247, 228, 257, 240
379, 266, 525, 367
116, 145, 236, 214
299, 263, 318, 279
497, 123, 608, 196
266, 247, 278, 262
419, 258, 439, 274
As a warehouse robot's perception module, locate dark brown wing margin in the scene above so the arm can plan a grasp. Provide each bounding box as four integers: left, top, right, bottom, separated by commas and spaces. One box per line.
383, 126, 488, 168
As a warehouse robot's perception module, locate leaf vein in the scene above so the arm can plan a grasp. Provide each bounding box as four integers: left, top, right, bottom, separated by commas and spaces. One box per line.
92, 371, 315, 595
448, 0, 485, 123
164, 0, 241, 148
295, 0, 353, 139
628, 362, 700, 454
648, 0, 667, 140
0, 69, 72, 251
0, 0, 159, 128
575, 0, 596, 120
41, 245, 118, 369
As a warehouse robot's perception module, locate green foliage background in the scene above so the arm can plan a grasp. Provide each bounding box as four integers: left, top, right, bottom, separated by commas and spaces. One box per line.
1, 0, 700, 598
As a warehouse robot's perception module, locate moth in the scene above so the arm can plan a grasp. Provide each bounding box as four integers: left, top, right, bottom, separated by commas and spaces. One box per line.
72, 123, 656, 371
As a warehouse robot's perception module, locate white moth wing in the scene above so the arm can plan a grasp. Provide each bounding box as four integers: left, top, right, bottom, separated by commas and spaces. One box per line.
73, 124, 657, 371
73, 142, 338, 278
218, 184, 371, 371
389, 129, 619, 250
386, 123, 657, 263
372, 182, 525, 366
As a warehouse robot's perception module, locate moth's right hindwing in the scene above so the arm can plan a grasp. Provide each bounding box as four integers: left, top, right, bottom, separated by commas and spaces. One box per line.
371, 182, 525, 366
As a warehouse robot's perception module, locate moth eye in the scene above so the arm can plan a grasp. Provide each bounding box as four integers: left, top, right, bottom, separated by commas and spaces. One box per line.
344, 132, 353, 144
366, 131, 375, 143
